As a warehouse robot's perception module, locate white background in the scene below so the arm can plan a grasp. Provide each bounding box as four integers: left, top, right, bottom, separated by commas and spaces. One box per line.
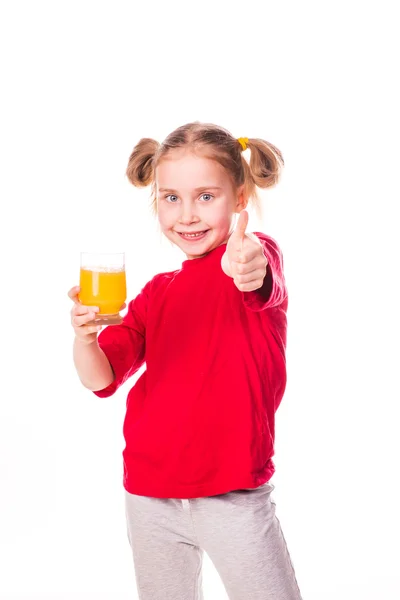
1, 1, 399, 599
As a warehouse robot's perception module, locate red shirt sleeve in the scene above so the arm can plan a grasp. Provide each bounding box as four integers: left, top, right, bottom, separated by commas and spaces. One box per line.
92, 281, 149, 398
242, 232, 288, 311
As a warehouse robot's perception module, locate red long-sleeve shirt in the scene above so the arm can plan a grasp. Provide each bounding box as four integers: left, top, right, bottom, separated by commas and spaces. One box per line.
94, 233, 288, 499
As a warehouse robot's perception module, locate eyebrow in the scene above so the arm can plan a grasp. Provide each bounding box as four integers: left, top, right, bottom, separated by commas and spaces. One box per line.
158, 186, 223, 193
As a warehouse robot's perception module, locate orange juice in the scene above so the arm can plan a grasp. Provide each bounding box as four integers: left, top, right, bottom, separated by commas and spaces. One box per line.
79, 268, 127, 315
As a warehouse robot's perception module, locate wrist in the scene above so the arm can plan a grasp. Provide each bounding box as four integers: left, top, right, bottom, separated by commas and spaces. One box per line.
74, 335, 98, 348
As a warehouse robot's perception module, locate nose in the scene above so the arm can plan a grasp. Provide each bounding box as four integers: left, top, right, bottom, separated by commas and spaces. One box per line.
178, 201, 200, 225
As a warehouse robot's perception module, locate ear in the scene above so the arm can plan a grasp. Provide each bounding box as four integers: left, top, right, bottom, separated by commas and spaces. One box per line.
235, 185, 248, 213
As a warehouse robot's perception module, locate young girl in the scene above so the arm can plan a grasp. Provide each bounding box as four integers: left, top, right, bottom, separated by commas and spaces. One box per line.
69, 122, 303, 600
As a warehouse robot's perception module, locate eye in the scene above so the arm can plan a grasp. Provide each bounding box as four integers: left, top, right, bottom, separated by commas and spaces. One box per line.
165, 194, 179, 203
200, 193, 213, 202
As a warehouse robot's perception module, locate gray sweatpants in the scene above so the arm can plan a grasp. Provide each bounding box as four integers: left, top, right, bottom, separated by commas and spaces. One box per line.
124, 481, 302, 600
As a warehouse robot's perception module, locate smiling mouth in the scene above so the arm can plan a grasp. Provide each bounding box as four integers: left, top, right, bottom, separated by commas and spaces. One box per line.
176, 230, 209, 240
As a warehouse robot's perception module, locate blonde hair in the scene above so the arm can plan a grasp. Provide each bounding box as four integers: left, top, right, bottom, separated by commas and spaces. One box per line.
126, 122, 284, 215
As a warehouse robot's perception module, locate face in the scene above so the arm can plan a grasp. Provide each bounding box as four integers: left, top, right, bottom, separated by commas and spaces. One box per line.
156, 150, 246, 260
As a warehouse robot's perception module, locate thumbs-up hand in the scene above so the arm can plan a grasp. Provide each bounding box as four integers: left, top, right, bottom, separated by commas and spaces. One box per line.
221, 210, 268, 292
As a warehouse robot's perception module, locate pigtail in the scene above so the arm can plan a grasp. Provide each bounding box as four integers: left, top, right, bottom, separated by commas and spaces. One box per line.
245, 138, 284, 189
126, 138, 160, 187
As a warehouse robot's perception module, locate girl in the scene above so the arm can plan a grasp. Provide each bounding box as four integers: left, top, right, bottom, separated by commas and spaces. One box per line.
69, 122, 303, 600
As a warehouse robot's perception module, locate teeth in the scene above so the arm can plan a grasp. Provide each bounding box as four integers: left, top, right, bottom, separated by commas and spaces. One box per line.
180, 231, 205, 238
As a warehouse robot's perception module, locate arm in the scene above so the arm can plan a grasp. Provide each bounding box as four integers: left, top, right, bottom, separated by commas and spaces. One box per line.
92, 283, 149, 397
73, 337, 115, 391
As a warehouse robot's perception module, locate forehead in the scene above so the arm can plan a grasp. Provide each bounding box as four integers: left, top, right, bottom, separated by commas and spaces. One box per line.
155, 150, 230, 189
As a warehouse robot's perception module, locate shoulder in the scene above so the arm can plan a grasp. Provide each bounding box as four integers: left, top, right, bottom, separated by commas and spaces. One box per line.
126, 268, 179, 317
142, 268, 181, 295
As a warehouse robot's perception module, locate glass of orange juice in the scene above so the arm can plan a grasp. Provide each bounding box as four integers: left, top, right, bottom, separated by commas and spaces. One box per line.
79, 252, 127, 326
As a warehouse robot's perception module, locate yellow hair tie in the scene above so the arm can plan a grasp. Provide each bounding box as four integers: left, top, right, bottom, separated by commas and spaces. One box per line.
237, 137, 249, 151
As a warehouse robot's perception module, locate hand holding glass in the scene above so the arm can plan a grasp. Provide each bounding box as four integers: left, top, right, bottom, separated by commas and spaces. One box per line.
79, 252, 127, 326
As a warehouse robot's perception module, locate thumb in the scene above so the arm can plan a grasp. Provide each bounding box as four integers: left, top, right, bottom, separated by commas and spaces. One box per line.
234, 209, 249, 242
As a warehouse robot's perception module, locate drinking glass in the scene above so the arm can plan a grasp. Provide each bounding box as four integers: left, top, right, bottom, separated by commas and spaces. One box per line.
79, 252, 127, 326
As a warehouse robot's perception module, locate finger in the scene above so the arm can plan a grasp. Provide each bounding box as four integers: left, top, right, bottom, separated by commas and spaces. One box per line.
234, 278, 265, 292
234, 269, 266, 284
72, 304, 99, 317
232, 255, 262, 274
234, 210, 249, 244
237, 237, 264, 264
72, 310, 98, 327
76, 324, 102, 336
68, 286, 81, 304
